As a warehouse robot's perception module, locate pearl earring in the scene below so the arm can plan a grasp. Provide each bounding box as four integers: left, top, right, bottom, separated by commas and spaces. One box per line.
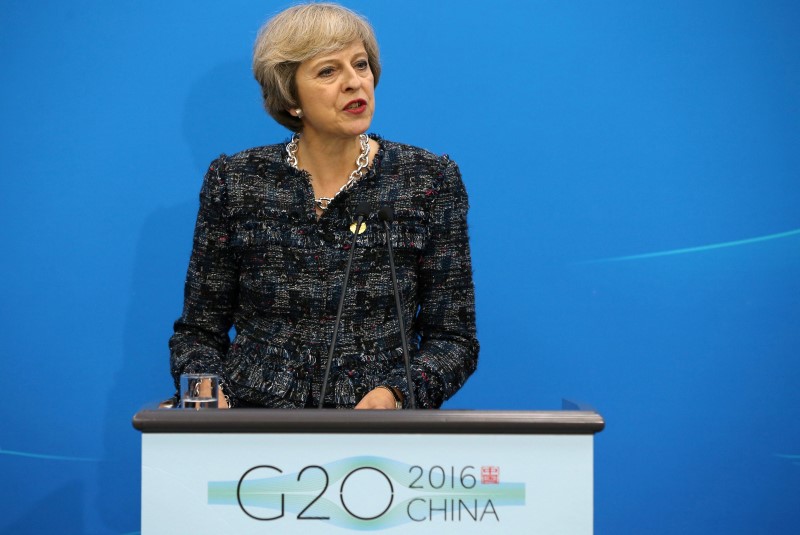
295, 109, 303, 118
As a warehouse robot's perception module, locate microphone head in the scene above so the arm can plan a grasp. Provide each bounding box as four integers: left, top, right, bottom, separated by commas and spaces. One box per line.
378, 205, 395, 223
355, 201, 372, 218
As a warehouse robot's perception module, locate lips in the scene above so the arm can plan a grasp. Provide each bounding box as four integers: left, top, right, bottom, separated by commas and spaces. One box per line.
343, 99, 367, 114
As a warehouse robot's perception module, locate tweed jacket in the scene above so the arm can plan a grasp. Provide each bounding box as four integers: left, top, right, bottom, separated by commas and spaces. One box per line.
169, 135, 478, 408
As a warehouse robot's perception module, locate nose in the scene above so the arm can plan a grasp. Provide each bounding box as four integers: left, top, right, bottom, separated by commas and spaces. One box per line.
342, 65, 362, 92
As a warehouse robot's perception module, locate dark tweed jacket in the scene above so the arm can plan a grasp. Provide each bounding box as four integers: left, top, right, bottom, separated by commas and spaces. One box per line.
169, 135, 478, 408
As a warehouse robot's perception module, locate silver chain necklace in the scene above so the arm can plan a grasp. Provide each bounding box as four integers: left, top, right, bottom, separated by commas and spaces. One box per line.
286, 133, 370, 212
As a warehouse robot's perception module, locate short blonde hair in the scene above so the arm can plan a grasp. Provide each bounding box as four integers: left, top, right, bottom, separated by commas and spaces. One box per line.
253, 3, 381, 132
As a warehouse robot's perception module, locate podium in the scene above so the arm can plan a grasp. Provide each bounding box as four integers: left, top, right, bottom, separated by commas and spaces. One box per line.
133, 408, 604, 534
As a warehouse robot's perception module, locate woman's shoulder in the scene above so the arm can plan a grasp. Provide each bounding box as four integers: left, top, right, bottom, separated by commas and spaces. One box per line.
199, 142, 294, 207
202, 142, 296, 199
211, 142, 288, 172
375, 136, 462, 190
376, 136, 454, 166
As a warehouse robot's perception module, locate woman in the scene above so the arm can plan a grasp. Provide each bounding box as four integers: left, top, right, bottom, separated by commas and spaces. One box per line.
169, 3, 478, 409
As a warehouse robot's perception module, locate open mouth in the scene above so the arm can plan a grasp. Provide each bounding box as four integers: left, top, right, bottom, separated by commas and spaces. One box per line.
344, 99, 367, 111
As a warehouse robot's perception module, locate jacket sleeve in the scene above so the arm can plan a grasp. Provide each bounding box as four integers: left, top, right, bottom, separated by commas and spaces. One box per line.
169, 157, 238, 390
384, 156, 479, 408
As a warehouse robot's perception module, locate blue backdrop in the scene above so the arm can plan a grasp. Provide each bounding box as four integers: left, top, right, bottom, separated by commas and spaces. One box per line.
1, 1, 798, 533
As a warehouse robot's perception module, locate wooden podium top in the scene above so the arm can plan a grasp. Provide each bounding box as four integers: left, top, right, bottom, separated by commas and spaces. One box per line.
133, 408, 604, 435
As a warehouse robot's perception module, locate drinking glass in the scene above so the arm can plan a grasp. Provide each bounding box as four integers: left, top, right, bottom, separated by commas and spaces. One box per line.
179, 373, 219, 409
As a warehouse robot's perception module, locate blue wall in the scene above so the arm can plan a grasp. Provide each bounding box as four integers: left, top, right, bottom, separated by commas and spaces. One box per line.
2, 1, 798, 533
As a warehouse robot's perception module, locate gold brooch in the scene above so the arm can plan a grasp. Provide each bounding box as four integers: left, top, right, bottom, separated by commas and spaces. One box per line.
349, 222, 367, 235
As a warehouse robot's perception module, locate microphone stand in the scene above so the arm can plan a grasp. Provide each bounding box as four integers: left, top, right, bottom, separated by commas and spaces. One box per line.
379, 206, 417, 409
319, 201, 371, 408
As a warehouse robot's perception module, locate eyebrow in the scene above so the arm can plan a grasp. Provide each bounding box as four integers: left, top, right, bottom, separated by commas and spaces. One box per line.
308, 51, 368, 69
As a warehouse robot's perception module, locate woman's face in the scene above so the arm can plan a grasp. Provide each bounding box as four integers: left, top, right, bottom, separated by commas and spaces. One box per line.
293, 41, 375, 140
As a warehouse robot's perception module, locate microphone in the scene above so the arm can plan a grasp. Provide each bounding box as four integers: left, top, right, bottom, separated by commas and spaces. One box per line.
319, 201, 372, 408
378, 205, 417, 409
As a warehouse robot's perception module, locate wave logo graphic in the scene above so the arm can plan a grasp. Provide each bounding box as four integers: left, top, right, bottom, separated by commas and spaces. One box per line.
208, 456, 526, 529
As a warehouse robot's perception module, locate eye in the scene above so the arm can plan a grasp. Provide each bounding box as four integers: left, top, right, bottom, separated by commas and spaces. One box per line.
354, 59, 369, 71
318, 66, 335, 78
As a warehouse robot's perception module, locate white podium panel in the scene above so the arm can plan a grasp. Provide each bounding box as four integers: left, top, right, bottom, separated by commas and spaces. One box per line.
134, 409, 603, 535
